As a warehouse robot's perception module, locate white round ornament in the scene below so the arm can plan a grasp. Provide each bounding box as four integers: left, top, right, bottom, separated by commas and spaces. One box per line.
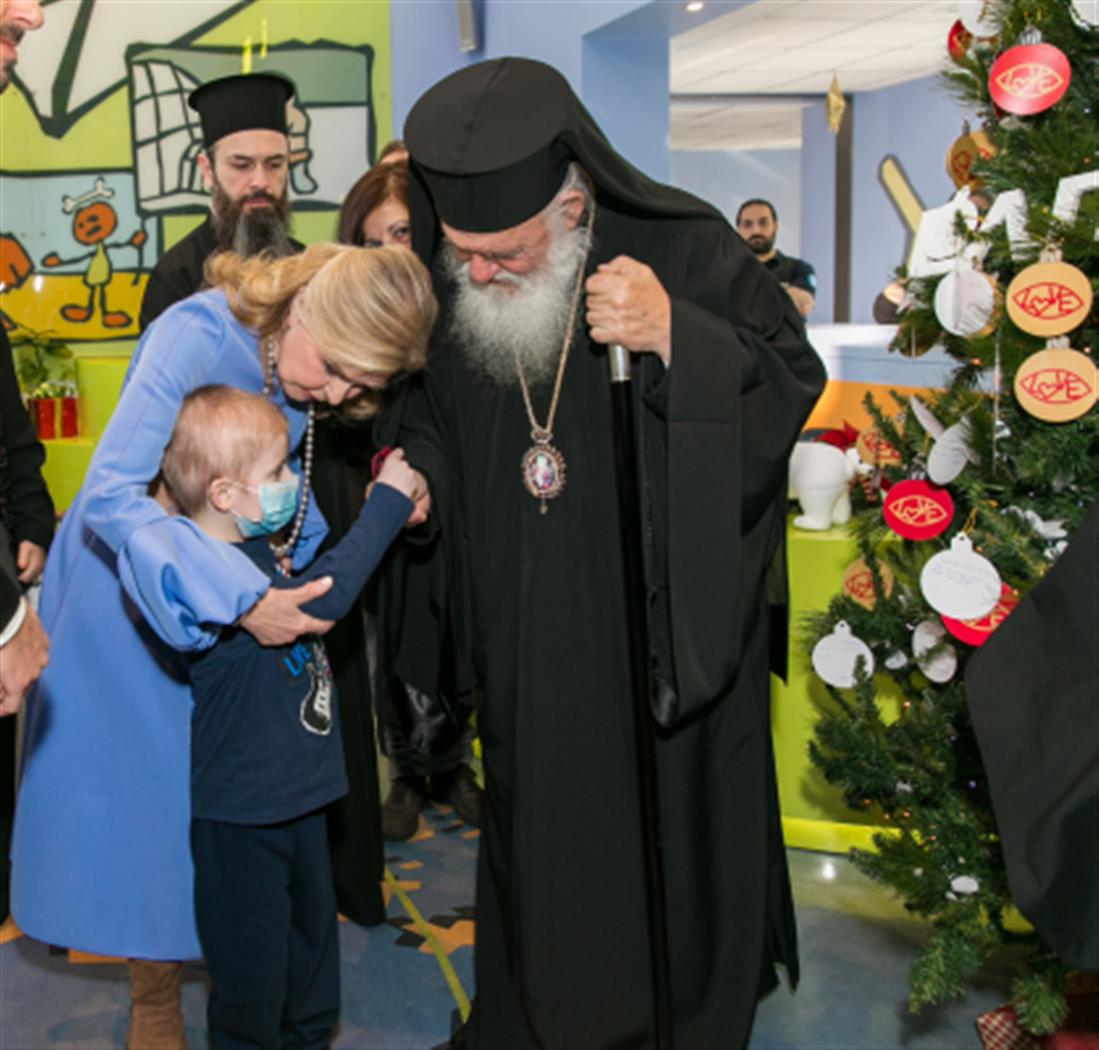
928, 418, 978, 485
912, 619, 958, 684
1071, 0, 1098, 27
933, 269, 998, 337
920, 533, 1002, 621
958, 0, 1000, 37
812, 621, 875, 689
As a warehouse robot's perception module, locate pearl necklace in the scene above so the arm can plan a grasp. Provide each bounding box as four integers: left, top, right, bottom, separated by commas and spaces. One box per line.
265, 335, 315, 560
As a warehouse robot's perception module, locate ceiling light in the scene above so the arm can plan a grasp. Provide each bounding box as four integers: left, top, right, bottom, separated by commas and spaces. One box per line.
686, 1, 704, 11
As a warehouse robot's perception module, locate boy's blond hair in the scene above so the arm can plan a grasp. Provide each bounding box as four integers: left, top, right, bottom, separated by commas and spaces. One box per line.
206, 242, 437, 420
161, 385, 288, 517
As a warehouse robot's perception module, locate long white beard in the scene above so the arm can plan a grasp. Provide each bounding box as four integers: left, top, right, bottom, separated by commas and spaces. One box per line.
442, 216, 592, 388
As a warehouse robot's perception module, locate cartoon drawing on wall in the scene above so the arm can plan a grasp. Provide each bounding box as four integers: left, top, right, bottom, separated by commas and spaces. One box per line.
41, 177, 147, 328
10, 0, 254, 138
126, 44, 374, 215
1, 172, 154, 340
0, 234, 36, 332
2, 2, 379, 343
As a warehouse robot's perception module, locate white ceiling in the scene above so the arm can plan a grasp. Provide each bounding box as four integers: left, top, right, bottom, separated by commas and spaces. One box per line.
670, 0, 959, 150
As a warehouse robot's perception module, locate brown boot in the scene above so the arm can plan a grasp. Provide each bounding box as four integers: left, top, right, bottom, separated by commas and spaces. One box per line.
126, 959, 187, 1049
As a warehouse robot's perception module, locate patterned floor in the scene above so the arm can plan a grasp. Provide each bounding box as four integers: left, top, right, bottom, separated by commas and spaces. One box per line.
1, 805, 1015, 1049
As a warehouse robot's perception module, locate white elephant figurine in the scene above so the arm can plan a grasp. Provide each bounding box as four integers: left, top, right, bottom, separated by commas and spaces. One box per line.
788, 442, 863, 531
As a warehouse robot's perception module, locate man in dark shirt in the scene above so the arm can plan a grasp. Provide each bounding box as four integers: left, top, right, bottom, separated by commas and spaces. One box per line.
137, 72, 300, 330
736, 197, 816, 318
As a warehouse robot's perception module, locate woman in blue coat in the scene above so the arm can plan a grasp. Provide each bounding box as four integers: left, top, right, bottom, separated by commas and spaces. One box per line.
10, 242, 436, 1042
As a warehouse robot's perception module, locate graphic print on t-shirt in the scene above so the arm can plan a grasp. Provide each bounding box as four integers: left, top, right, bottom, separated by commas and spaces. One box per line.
282, 639, 334, 736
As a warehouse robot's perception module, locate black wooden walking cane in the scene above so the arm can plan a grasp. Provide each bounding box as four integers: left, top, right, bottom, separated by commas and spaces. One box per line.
606, 343, 674, 1050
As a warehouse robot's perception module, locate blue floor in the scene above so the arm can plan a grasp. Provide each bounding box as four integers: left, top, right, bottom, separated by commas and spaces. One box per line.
1, 809, 1012, 1048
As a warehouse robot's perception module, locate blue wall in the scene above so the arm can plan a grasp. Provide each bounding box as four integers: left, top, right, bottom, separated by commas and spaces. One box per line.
800, 105, 838, 323
390, 1, 652, 170
388, 0, 738, 183
671, 149, 801, 252
847, 76, 973, 322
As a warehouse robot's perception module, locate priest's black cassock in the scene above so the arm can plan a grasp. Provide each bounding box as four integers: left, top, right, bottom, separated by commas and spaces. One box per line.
965, 498, 1098, 972
394, 58, 826, 1048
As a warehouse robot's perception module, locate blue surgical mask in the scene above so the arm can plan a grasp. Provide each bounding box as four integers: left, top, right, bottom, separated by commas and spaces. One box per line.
232, 475, 300, 539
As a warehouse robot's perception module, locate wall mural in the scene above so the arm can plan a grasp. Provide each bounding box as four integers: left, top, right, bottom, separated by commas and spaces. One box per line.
1, 0, 381, 342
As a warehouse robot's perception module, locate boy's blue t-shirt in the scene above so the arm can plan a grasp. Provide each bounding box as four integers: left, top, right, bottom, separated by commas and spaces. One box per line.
188, 483, 411, 825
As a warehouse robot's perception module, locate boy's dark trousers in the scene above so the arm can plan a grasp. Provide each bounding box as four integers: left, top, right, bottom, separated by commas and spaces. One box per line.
192, 811, 340, 1050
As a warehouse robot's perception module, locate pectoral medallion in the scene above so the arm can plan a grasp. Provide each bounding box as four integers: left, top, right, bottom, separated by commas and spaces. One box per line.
521, 436, 566, 514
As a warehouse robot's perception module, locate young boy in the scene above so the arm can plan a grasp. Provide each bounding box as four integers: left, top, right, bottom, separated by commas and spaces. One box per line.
159, 384, 417, 1048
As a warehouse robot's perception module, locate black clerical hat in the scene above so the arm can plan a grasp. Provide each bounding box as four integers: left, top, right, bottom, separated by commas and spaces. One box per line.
188, 73, 293, 150
405, 60, 576, 233
403, 57, 723, 258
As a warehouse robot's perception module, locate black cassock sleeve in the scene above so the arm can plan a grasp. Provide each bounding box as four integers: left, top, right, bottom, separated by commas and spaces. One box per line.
965, 498, 1098, 971
660, 228, 825, 726
1, 329, 55, 627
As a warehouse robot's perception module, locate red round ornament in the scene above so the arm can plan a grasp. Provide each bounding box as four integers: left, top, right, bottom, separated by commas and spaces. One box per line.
882, 480, 955, 541
948, 19, 973, 63
941, 584, 1019, 645
988, 42, 1071, 115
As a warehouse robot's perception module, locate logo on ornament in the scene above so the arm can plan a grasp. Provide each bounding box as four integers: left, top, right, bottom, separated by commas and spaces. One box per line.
942, 585, 1019, 646
841, 558, 895, 611
856, 429, 902, 466
845, 569, 876, 605
890, 495, 950, 528
950, 151, 975, 184
1011, 282, 1085, 320
994, 62, 1064, 99
1017, 367, 1094, 405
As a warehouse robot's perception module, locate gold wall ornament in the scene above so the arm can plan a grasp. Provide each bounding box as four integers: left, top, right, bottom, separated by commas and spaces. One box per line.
824, 75, 846, 133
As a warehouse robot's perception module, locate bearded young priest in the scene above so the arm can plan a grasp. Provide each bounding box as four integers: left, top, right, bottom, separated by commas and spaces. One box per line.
391, 57, 826, 1049
138, 72, 301, 331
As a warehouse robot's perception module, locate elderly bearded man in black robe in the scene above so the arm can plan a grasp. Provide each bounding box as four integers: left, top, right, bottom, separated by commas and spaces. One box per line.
393, 58, 825, 1049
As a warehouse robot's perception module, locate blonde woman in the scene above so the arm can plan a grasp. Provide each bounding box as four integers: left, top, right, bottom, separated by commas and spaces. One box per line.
10, 243, 436, 1045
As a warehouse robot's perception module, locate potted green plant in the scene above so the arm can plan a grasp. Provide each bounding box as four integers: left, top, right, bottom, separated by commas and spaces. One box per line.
8, 326, 78, 438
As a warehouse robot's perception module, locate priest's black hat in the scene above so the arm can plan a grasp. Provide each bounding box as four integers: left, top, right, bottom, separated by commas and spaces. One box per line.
188, 72, 294, 150
403, 57, 721, 257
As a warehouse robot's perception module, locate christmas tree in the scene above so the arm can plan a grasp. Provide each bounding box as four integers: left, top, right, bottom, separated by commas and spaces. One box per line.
805, 0, 1096, 1035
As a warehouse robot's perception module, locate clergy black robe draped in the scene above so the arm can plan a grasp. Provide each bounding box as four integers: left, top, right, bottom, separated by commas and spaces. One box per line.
965, 498, 1098, 972
138, 227, 386, 927
395, 202, 825, 1048
138, 217, 218, 333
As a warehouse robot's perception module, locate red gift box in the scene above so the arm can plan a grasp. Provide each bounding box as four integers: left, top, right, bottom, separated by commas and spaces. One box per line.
28, 396, 79, 440
32, 397, 57, 440
1042, 992, 1099, 1049
977, 994, 1099, 1050
60, 395, 78, 437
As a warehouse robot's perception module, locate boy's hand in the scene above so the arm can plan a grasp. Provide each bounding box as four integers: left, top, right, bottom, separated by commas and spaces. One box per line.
376, 448, 418, 499
370, 448, 431, 527
240, 577, 335, 646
